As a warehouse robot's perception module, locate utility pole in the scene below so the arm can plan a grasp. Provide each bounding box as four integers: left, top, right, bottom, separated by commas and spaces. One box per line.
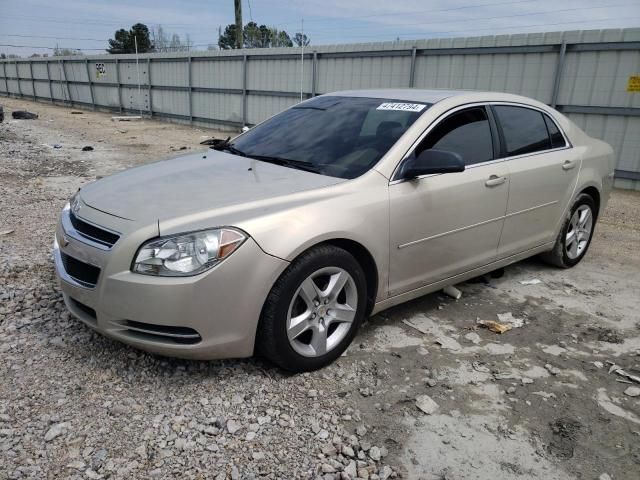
300, 17, 304, 102
234, 0, 243, 49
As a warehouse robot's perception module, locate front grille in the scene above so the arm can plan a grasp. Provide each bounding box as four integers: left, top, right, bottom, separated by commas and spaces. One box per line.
69, 212, 120, 248
60, 252, 101, 288
117, 320, 202, 345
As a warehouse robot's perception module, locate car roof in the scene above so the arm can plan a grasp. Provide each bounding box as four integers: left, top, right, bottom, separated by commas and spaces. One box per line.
326, 88, 541, 106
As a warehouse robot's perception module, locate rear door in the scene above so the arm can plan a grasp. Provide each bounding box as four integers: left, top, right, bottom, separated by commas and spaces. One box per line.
492, 105, 580, 258
388, 105, 509, 296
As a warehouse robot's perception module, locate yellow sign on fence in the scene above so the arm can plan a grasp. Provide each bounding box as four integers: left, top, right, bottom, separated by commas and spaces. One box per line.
627, 75, 640, 92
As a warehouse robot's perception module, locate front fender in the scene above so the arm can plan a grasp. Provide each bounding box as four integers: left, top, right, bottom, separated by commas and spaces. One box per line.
238, 171, 391, 301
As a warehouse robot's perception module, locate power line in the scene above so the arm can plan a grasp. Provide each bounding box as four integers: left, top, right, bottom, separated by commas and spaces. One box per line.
271, 0, 563, 29
0, 34, 106, 42
0, 44, 104, 51
0, 0, 567, 29
2, 1, 634, 46
296, 2, 638, 34
308, 16, 640, 41
2, 13, 637, 53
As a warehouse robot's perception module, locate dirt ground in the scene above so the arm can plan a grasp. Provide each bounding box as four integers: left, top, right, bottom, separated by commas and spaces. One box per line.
1, 98, 639, 480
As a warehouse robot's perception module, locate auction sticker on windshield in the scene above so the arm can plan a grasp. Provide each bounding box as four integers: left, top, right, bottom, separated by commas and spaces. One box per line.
376, 102, 427, 112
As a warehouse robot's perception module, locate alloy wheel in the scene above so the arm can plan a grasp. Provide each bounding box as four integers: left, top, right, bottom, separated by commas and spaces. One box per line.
286, 266, 358, 357
565, 204, 593, 260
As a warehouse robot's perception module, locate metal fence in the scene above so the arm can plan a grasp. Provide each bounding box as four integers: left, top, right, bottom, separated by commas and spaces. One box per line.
1, 28, 639, 189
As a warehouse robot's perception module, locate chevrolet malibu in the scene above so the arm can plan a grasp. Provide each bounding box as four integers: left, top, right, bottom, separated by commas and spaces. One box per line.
54, 89, 615, 371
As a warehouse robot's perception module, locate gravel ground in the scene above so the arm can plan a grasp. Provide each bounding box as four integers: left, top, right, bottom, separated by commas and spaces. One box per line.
1, 98, 639, 480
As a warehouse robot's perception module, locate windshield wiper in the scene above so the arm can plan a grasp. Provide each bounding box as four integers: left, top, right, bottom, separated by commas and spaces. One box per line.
248, 155, 322, 174
209, 137, 247, 157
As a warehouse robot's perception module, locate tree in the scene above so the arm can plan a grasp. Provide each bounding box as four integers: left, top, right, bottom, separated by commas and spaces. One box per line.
53, 46, 81, 56
152, 25, 169, 51
218, 24, 238, 49
271, 29, 293, 47
218, 23, 294, 49
152, 26, 193, 52
293, 33, 310, 47
243, 22, 261, 48
107, 23, 154, 54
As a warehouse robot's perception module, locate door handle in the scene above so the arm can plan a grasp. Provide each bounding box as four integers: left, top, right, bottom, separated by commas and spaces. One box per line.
562, 160, 577, 171
485, 175, 507, 187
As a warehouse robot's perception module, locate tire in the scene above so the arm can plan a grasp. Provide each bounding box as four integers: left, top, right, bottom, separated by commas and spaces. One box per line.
257, 245, 367, 372
540, 193, 597, 268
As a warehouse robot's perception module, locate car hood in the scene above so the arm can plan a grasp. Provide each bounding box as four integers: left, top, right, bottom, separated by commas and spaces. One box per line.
80, 150, 345, 223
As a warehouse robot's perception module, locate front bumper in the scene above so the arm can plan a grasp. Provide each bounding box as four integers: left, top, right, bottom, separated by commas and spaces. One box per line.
53, 204, 288, 360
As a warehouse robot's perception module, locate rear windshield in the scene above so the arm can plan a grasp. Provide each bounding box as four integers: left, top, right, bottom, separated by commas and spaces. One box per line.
232, 96, 430, 179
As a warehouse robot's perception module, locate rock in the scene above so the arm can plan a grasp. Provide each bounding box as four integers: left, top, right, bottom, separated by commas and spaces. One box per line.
435, 336, 461, 351
226, 419, 242, 434
321, 463, 336, 473
545, 364, 561, 376
44, 423, 67, 442
599, 474, 612, 480
322, 445, 337, 456
81, 146, 94, 151
369, 446, 381, 461
357, 468, 370, 479
308, 389, 318, 398
464, 332, 481, 344
624, 386, 640, 397
84, 469, 102, 479
521, 377, 534, 385
12, 110, 39, 120
344, 461, 357, 477
507, 386, 517, 394
342, 445, 355, 457
135, 444, 147, 458
252, 451, 265, 460
379, 466, 393, 480
66, 460, 85, 470
416, 395, 439, 415
356, 425, 367, 437
359, 387, 372, 397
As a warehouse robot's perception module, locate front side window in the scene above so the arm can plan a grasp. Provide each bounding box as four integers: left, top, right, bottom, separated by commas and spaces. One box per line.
494, 105, 552, 156
231, 96, 430, 179
412, 107, 494, 166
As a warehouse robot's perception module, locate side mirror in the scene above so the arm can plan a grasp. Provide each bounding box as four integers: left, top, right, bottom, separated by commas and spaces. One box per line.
402, 149, 465, 179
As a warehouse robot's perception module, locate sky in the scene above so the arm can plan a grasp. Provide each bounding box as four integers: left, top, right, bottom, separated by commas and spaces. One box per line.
1, 0, 639, 56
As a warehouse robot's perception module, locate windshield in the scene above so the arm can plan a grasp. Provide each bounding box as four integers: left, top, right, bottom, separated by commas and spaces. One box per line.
231, 96, 430, 179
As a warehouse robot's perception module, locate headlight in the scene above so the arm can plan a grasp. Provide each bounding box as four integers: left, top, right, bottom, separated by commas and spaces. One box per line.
133, 228, 247, 276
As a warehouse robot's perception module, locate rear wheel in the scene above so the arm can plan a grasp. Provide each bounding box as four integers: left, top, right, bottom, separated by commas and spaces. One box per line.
257, 245, 367, 372
541, 193, 596, 268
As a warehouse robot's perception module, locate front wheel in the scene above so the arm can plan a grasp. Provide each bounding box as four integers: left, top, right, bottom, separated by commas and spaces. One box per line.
257, 245, 367, 372
540, 193, 597, 268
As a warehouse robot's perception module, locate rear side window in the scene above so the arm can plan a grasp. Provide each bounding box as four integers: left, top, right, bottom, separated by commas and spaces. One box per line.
544, 115, 567, 149
494, 106, 551, 156
416, 107, 494, 166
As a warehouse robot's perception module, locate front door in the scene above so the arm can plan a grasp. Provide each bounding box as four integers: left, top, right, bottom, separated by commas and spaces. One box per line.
388, 106, 509, 296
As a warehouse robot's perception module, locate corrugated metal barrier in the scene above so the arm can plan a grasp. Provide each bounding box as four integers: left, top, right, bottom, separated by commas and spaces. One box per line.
1, 28, 639, 189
